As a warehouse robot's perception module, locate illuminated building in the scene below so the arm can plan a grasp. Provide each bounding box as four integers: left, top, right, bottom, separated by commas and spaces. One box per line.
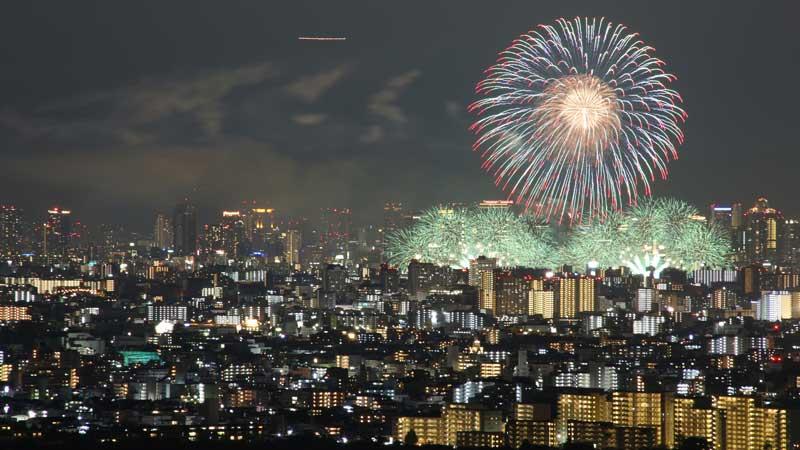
558, 392, 610, 423
756, 291, 791, 321
407, 260, 455, 301
611, 392, 672, 447
283, 229, 301, 267
478, 269, 495, 314
221, 210, 246, 259
173, 201, 198, 256
153, 213, 173, 250
395, 416, 444, 445
455, 431, 504, 448
0, 306, 32, 321
529, 289, 555, 319
636, 288, 656, 313
44, 207, 73, 262
712, 396, 788, 450
565, 421, 615, 448
744, 197, 782, 264
147, 305, 188, 322
311, 390, 345, 415
0, 205, 21, 257
673, 397, 719, 448
506, 420, 557, 448
443, 403, 481, 446
558, 276, 595, 319
469, 256, 496, 287
633, 315, 664, 336
494, 271, 529, 316
478, 199, 514, 210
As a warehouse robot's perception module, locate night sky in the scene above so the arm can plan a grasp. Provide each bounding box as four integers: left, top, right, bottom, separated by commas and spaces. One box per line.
1, 1, 798, 229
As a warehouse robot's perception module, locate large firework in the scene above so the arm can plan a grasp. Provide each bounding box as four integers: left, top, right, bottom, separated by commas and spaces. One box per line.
470, 17, 686, 223
386, 206, 555, 270
564, 198, 730, 274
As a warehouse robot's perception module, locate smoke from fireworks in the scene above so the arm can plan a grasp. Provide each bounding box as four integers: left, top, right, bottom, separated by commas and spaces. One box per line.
470, 17, 686, 223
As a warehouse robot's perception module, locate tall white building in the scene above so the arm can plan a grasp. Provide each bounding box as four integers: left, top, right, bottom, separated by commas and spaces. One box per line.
756, 291, 791, 321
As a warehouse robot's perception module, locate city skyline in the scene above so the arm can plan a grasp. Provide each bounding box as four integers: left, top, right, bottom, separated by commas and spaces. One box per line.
0, 1, 799, 229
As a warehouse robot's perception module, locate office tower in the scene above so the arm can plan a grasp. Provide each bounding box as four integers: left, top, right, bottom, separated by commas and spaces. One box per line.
712, 396, 788, 450
636, 288, 656, 312
173, 201, 198, 257
319, 208, 351, 258
283, 229, 301, 267
44, 207, 72, 262
611, 392, 671, 447
558, 276, 595, 318
0, 205, 22, 257
469, 256, 496, 286
529, 290, 555, 319
478, 270, 495, 315
153, 213, 173, 250
494, 271, 529, 316
744, 197, 783, 264
244, 206, 273, 252
221, 210, 246, 259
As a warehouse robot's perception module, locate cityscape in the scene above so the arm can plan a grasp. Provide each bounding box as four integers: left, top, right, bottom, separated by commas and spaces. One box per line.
1, 2, 800, 450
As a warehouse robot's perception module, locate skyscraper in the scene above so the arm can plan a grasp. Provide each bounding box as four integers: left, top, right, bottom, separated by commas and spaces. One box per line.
0, 205, 22, 257
558, 275, 596, 319
173, 201, 198, 257
44, 207, 72, 262
283, 229, 301, 267
153, 213, 173, 250
221, 210, 246, 259
744, 197, 783, 264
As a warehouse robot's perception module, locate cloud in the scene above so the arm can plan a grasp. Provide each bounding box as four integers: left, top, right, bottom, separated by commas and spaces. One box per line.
291, 113, 328, 126
367, 69, 421, 123
359, 125, 384, 143
284, 65, 350, 103
0, 62, 277, 145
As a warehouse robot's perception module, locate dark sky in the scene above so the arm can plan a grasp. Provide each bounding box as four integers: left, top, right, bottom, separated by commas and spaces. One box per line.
1, 1, 798, 230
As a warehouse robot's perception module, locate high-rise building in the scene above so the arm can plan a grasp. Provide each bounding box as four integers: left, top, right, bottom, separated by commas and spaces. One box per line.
243, 206, 273, 252
611, 392, 672, 447
558, 276, 596, 318
494, 271, 529, 316
221, 210, 247, 259
283, 229, 301, 267
469, 256, 496, 286
744, 197, 783, 264
756, 290, 791, 321
44, 207, 73, 262
558, 392, 611, 423
529, 290, 555, 319
382, 202, 404, 250
173, 201, 198, 257
153, 213, 173, 250
0, 205, 22, 257
636, 288, 656, 312
712, 396, 788, 450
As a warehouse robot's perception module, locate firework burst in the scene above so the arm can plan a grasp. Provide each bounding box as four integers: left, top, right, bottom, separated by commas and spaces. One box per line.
470, 17, 686, 223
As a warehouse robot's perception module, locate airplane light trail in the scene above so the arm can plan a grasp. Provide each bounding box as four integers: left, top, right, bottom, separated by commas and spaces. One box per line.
298, 36, 347, 41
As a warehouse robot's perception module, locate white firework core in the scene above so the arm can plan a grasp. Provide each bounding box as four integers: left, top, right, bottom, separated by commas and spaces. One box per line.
535, 74, 621, 155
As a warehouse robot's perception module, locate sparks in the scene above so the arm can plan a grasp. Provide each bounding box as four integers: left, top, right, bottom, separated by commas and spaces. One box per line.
470, 17, 686, 223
